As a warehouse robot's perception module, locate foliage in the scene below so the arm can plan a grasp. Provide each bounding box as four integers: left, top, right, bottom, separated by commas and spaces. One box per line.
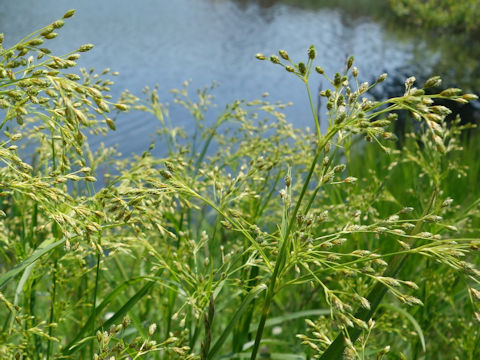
388, 0, 480, 34
0, 10, 479, 360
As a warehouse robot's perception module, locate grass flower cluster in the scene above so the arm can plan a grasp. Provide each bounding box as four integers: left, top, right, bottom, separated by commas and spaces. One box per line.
1, 10, 479, 360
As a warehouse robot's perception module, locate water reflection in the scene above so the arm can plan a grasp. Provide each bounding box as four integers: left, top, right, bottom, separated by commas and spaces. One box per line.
0, 0, 478, 155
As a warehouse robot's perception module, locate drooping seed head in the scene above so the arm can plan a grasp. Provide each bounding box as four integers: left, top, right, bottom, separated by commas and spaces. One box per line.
78, 43, 94, 52
10, 133, 22, 141
333, 164, 346, 173
148, 323, 157, 336
377, 73, 387, 83
160, 170, 173, 179
44, 32, 58, 40
405, 76, 416, 88
343, 176, 357, 184
52, 20, 65, 29
381, 132, 398, 141
417, 231, 433, 238
439, 88, 462, 97
278, 49, 289, 60
399, 206, 414, 214
404, 281, 419, 290
470, 288, 480, 301
423, 76, 442, 88
441, 198, 453, 207
462, 93, 478, 101
40, 27, 54, 36
28, 38, 44, 46
67, 53, 81, 60
423, 214, 442, 223
105, 118, 116, 130
63, 9, 76, 18
269, 55, 281, 64
114, 103, 130, 111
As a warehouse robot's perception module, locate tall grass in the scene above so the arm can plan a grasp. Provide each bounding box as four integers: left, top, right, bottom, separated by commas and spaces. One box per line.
0, 10, 479, 360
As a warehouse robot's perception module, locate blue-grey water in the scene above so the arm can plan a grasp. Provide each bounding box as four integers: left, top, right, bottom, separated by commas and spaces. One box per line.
1, 0, 477, 155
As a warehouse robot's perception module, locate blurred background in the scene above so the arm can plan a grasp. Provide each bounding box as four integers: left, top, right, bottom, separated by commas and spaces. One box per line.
1, 0, 479, 154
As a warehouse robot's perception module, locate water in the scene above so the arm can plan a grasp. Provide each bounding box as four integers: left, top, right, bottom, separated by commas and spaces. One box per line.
1, 0, 478, 155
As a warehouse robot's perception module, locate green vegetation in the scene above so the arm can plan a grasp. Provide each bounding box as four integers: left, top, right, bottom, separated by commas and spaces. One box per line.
388, 0, 480, 34
1, 10, 479, 360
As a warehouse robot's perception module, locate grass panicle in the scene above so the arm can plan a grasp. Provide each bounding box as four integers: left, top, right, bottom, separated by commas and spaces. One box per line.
0, 11, 479, 360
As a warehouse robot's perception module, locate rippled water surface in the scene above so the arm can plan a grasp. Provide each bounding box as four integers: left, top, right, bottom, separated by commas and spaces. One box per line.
1, 0, 477, 154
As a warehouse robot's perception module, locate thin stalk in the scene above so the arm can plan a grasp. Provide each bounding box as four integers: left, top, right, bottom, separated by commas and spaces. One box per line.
46, 257, 57, 360
46, 130, 58, 360
29, 277, 41, 359
233, 171, 280, 355
188, 214, 220, 351
302, 145, 340, 216
233, 264, 260, 354
413, 256, 430, 359
165, 114, 224, 339
91, 252, 101, 357
305, 80, 322, 140
250, 79, 336, 360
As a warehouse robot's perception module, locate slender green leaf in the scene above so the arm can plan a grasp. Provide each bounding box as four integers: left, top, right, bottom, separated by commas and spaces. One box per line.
0, 238, 65, 289
63, 274, 158, 355
207, 284, 267, 360
5, 263, 34, 333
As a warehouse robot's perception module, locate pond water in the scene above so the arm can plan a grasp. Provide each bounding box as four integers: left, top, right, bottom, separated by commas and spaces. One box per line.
1, 0, 478, 155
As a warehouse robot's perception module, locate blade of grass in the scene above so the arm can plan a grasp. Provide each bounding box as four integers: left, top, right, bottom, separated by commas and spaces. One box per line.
2, 263, 33, 333
0, 238, 65, 289
250, 127, 336, 360
207, 283, 267, 360
62, 275, 155, 355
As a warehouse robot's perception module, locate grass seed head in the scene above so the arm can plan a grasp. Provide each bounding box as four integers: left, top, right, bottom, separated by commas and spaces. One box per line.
278, 49, 289, 60
307, 45, 316, 60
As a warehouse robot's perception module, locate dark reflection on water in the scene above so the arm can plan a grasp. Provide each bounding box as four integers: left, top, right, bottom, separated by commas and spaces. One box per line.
0, 0, 478, 155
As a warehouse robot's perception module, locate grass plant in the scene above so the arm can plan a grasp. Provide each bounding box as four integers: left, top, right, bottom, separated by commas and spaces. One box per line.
0, 10, 479, 360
